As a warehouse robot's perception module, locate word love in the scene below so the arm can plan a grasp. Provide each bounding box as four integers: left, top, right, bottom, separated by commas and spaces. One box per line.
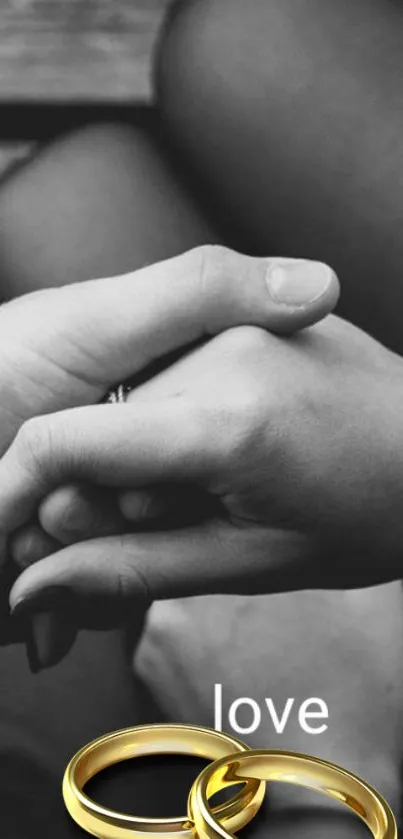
214, 684, 329, 736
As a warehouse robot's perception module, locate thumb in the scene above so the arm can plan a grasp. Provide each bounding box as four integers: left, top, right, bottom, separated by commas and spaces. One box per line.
5, 248, 339, 403
261, 257, 339, 330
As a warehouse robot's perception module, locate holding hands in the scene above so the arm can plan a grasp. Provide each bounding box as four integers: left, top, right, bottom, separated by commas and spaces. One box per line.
2, 244, 402, 664
8, 307, 403, 612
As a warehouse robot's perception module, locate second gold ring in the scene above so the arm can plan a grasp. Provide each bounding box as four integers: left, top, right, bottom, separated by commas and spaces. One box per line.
189, 749, 397, 839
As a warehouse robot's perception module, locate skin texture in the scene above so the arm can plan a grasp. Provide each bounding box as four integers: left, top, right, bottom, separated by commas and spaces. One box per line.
6, 314, 403, 606
0, 125, 345, 833
0, 122, 215, 298
5, 312, 403, 830
0, 124, 218, 835
136, 587, 403, 816
157, 0, 403, 355
0, 247, 333, 469
1, 0, 403, 829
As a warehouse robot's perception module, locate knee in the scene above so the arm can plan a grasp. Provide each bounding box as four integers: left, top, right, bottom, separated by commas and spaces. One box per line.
155, 0, 308, 251
0, 121, 212, 298
155, 0, 295, 143
155, 0, 382, 141
0, 123, 156, 296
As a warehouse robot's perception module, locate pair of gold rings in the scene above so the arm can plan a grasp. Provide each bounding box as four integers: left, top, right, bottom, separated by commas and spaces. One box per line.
63, 723, 397, 839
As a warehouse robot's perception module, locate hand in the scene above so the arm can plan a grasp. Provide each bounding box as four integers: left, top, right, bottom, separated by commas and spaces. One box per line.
0, 246, 337, 539
0, 247, 339, 652
1, 248, 337, 569
5, 313, 403, 630
3, 247, 334, 448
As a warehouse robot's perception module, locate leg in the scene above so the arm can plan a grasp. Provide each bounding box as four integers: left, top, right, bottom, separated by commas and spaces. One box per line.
157, 0, 403, 354
0, 121, 215, 298
0, 121, 217, 836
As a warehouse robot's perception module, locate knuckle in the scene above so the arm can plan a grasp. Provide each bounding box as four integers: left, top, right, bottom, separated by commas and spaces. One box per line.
225, 395, 267, 464
193, 380, 266, 470
170, 394, 230, 475
178, 395, 215, 459
193, 243, 237, 298
114, 539, 153, 609
218, 324, 272, 357
195, 243, 234, 274
174, 331, 271, 469
15, 416, 53, 470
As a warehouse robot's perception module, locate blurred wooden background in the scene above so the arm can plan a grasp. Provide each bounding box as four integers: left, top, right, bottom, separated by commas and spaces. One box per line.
0, 0, 170, 101
0, 1, 172, 173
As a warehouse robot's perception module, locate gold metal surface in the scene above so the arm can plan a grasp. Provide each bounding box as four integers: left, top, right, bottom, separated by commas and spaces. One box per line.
63, 724, 265, 839
189, 750, 397, 839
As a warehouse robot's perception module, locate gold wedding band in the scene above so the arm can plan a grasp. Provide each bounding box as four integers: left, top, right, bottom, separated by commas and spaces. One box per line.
188, 749, 397, 839
62, 724, 265, 839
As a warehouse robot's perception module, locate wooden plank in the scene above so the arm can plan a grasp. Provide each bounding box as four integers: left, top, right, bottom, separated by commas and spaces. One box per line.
0, 0, 171, 101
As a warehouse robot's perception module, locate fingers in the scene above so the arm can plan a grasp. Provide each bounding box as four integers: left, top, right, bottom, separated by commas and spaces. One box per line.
0, 401, 216, 537
117, 485, 216, 526
11, 482, 216, 571
67, 251, 338, 378
38, 484, 189, 543
28, 605, 78, 673
9, 488, 127, 569
11, 524, 61, 568
38, 485, 128, 544
9, 523, 315, 630
8, 519, 317, 671
8, 248, 338, 400
12, 486, 179, 567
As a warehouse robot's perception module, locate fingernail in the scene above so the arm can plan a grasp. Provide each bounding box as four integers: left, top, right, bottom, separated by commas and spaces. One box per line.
28, 611, 76, 671
10, 585, 70, 618
266, 259, 333, 306
10, 587, 76, 671
26, 621, 41, 673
